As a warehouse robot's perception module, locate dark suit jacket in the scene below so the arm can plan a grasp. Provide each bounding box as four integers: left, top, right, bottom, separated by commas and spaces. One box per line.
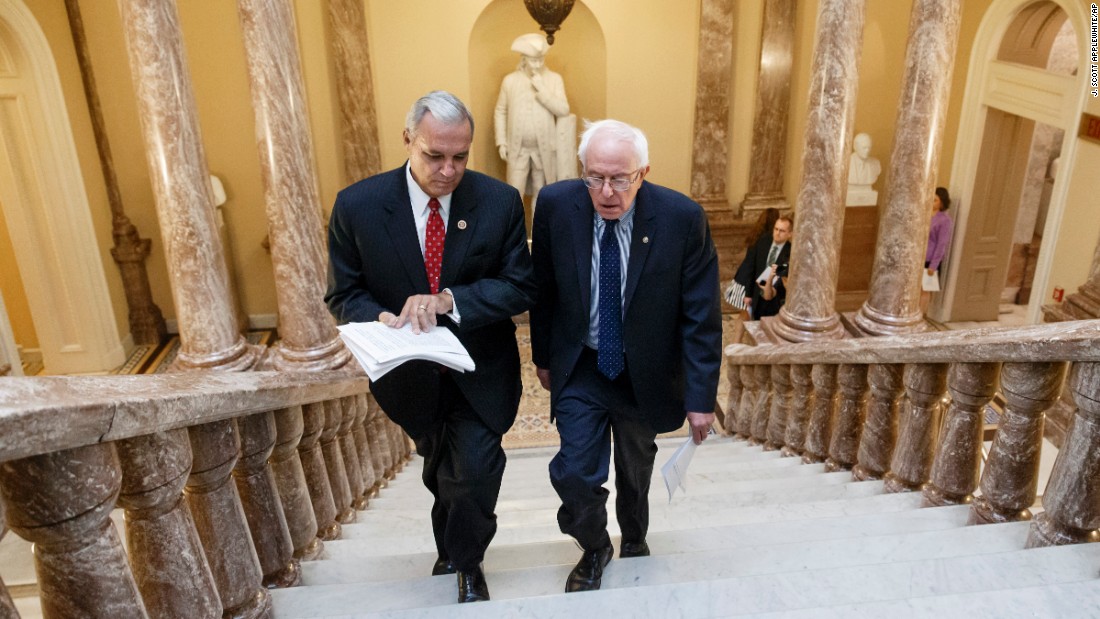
530, 179, 722, 433
326, 165, 536, 438
734, 236, 790, 319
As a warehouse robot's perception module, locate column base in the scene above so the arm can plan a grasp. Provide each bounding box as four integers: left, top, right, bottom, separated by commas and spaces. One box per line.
317, 521, 342, 541
262, 558, 302, 589
851, 464, 883, 481
966, 495, 1031, 525
293, 536, 324, 562
852, 302, 929, 336
768, 309, 847, 343
225, 588, 273, 619
269, 335, 353, 372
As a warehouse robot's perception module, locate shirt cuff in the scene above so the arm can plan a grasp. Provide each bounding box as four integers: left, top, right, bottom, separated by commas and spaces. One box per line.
443, 288, 461, 324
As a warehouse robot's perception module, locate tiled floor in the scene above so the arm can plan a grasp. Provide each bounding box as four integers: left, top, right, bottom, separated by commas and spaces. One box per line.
940, 303, 1031, 331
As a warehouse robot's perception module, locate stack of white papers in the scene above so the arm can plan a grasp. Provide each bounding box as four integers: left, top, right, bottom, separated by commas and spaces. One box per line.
337, 322, 475, 381
661, 437, 698, 503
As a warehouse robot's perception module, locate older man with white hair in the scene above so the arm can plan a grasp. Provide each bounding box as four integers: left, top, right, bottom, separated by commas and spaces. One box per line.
494, 32, 572, 201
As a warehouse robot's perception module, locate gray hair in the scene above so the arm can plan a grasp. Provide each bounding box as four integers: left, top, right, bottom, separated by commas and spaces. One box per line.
405, 90, 474, 137
578, 119, 649, 169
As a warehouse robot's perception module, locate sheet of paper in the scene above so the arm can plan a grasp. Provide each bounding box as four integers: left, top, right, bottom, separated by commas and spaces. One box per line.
661, 437, 698, 503
337, 321, 474, 380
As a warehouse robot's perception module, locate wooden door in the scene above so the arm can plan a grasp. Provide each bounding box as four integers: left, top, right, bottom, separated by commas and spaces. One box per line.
947, 108, 1033, 321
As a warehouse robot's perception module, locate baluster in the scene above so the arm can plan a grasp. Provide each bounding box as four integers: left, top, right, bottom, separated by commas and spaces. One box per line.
853, 363, 904, 481
1027, 362, 1100, 546
750, 365, 772, 445
826, 363, 868, 472
270, 406, 322, 560
765, 364, 792, 451
353, 393, 380, 500
322, 400, 356, 524
782, 365, 815, 457
0, 504, 15, 617
885, 363, 949, 493
186, 420, 272, 617
969, 362, 1066, 525
735, 365, 756, 440
300, 402, 340, 540
116, 431, 220, 617
803, 364, 838, 464
234, 412, 299, 587
0, 444, 148, 618
368, 397, 394, 484
922, 363, 1000, 507
338, 396, 368, 510
724, 361, 744, 436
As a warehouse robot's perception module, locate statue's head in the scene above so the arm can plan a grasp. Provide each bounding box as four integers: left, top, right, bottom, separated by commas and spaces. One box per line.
853, 133, 872, 159
512, 33, 549, 71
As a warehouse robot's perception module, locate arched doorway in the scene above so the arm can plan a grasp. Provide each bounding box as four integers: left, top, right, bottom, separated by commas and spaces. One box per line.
0, 0, 124, 374
939, 0, 1089, 323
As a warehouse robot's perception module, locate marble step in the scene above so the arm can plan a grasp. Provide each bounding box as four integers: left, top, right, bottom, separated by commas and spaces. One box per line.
367, 464, 844, 512
306, 503, 972, 584
271, 520, 1088, 618
342, 477, 887, 538
327, 489, 936, 556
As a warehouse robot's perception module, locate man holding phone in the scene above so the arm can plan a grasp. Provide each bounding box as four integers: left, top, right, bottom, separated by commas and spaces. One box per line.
734, 215, 792, 320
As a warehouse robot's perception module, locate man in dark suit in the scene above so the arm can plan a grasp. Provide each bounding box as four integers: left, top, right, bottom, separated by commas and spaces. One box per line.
530, 119, 722, 592
734, 215, 792, 320
326, 91, 536, 603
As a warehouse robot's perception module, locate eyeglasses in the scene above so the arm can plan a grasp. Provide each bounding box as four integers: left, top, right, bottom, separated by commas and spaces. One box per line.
582, 169, 642, 192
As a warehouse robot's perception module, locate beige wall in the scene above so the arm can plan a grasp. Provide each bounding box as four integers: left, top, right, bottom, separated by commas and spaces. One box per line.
0, 200, 37, 348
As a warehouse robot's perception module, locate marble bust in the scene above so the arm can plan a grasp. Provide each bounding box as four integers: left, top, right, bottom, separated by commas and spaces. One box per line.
494, 33, 574, 200
846, 133, 881, 206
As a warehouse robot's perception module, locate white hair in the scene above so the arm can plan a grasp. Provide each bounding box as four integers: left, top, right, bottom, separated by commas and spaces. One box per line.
577, 119, 649, 169
405, 90, 474, 137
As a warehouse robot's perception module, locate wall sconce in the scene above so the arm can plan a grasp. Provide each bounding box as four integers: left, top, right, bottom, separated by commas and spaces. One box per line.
523, 0, 576, 45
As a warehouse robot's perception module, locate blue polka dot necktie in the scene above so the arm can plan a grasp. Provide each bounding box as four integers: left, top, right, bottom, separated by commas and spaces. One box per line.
598, 218, 624, 380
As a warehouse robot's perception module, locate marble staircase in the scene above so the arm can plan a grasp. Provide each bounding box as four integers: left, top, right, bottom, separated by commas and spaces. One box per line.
268, 436, 1100, 618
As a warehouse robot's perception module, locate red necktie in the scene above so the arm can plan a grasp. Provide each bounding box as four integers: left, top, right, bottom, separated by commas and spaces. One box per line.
424, 198, 445, 293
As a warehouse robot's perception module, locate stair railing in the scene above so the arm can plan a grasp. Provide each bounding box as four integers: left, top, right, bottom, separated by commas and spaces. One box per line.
725, 319, 1100, 550
0, 369, 410, 618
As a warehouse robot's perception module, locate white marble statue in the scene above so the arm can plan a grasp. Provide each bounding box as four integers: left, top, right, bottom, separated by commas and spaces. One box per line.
846, 132, 882, 206
494, 33, 574, 199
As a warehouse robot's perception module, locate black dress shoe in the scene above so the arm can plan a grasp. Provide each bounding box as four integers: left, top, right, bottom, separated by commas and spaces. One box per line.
565, 545, 614, 593
457, 565, 490, 603
619, 540, 650, 558
431, 557, 455, 576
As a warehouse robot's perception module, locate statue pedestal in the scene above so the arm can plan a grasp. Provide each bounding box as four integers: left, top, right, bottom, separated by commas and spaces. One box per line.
846, 186, 878, 207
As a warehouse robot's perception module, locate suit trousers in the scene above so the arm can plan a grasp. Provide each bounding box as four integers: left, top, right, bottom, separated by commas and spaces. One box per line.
550, 347, 658, 552
413, 373, 506, 571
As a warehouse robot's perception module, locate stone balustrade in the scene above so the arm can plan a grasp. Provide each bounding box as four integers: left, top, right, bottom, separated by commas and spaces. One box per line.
725, 319, 1100, 549
0, 370, 409, 618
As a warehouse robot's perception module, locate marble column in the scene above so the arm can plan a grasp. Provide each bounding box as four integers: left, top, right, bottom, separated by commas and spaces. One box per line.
853, 0, 962, 336
724, 361, 745, 435
322, 399, 356, 524
327, 0, 383, 183
969, 362, 1066, 525
803, 364, 839, 464
782, 364, 815, 457
236, 0, 351, 372
750, 365, 773, 445
300, 402, 341, 541
1027, 362, 1100, 546
770, 0, 865, 343
884, 363, 948, 493
233, 412, 299, 587
922, 363, 1000, 507
337, 396, 367, 510
765, 364, 792, 451
852, 363, 903, 481
690, 0, 738, 283
825, 363, 868, 472
0, 445, 148, 618
116, 431, 221, 618
735, 365, 757, 440
186, 421, 271, 618
351, 393, 379, 503
115, 0, 261, 371
270, 406, 323, 560
739, 0, 795, 212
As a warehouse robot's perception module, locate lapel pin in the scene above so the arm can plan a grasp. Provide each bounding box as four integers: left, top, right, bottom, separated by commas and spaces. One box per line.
642, 236, 649, 244
457, 220, 467, 230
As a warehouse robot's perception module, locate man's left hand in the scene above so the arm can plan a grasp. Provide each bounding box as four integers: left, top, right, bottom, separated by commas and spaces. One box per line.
686, 411, 714, 445
383, 291, 454, 334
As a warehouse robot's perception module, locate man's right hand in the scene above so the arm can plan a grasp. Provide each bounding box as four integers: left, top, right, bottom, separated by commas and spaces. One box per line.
536, 367, 551, 391
743, 296, 752, 308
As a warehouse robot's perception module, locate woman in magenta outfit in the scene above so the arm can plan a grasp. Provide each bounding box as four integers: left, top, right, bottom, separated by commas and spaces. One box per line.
921, 186, 953, 314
